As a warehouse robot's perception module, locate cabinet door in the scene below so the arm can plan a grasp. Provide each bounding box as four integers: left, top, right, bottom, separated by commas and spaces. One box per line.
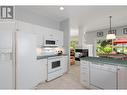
90, 63, 117, 89
58, 31, 63, 47
118, 66, 127, 89
62, 56, 68, 74
33, 25, 44, 48
80, 61, 90, 87
36, 59, 47, 83
42, 59, 48, 82
36, 32, 43, 48
44, 28, 55, 40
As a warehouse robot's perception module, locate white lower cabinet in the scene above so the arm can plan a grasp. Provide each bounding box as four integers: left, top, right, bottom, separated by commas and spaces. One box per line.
90, 63, 117, 89
118, 66, 127, 89
80, 60, 127, 89
36, 59, 47, 83
62, 56, 68, 74
80, 60, 90, 88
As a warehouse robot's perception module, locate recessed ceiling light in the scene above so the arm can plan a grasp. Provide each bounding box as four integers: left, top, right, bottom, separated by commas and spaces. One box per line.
59, 7, 64, 11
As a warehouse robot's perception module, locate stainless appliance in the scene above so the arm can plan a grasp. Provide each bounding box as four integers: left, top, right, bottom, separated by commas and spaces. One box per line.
75, 49, 88, 61
90, 63, 118, 89
47, 56, 63, 81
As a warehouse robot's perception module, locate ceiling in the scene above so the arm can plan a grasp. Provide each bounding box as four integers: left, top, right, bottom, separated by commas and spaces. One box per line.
16, 6, 127, 32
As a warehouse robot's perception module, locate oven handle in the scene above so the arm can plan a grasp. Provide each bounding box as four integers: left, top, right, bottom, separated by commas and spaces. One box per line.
48, 57, 62, 60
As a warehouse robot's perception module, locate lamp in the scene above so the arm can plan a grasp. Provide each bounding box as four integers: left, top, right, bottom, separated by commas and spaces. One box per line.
106, 34, 116, 40
106, 16, 116, 52
59, 7, 64, 11
106, 16, 116, 40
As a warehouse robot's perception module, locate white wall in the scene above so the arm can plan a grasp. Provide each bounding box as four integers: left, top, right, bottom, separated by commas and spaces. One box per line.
59, 19, 70, 71
59, 19, 70, 54
85, 25, 127, 45
70, 28, 79, 37
78, 26, 88, 48
15, 6, 60, 30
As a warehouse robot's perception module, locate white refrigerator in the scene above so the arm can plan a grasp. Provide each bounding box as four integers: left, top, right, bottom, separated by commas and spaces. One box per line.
0, 21, 41, 89
0, 22, 15, 89
83, 44, 94, 57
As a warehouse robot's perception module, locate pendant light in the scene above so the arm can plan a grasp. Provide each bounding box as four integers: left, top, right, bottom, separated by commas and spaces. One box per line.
106, 16, 116, 40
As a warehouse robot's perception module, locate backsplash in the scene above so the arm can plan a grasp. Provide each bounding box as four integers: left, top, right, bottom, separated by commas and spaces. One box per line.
36, 47, 65, 56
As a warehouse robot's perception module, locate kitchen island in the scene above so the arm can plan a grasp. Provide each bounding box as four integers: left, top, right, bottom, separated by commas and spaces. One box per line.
80, 57, 127, 89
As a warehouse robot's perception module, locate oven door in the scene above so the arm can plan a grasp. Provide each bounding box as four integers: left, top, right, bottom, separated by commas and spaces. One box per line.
48, 57, 62, 73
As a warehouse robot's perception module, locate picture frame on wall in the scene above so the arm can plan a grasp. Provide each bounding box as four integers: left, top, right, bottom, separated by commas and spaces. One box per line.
97, 32, 103, 37
123, 28, 127, 34
108, 29, 117, 35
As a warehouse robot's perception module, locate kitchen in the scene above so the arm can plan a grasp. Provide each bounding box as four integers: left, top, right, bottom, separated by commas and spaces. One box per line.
0, 6, 127, 90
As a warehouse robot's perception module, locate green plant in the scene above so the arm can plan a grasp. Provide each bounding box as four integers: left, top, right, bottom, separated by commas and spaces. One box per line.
97, 40, 112, 55
70, 40, 78, 49
103, 46, 112, 54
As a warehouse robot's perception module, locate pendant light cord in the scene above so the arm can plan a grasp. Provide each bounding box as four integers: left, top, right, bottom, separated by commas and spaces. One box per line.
110, 16, 112, 33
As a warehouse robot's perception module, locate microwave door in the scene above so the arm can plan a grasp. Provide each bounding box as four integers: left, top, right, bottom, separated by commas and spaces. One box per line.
44, 40, 58, 46
46, 40, 55, 45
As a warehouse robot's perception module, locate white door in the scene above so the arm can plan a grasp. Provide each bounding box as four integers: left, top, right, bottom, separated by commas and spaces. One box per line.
80, 61, 90, 87
33, 25, 44, 48
58, 31, 63, 47
90, 64, 117, 89
36, 59, 47, 83
48, 57, 62, 73
62, 56, 68, 74
118, 66, 127, 89
0, 22, 15, 89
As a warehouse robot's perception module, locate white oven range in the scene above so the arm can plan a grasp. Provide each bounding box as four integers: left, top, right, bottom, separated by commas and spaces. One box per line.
47, 56, 63, 81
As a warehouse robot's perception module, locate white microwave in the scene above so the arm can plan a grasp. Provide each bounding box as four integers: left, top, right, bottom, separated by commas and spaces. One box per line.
44, 39, 58, 47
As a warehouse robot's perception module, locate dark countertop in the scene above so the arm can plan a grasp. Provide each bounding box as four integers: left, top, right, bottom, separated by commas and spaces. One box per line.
37, 54, 68, 60
80, 57, 127, 67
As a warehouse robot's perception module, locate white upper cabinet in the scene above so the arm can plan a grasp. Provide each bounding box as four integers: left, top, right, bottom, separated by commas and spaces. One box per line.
16, 21, 64, 47
43, 28, 56, 40
16, 21, 44, 48
57, 31, 64, 47
32, 25, 44, 48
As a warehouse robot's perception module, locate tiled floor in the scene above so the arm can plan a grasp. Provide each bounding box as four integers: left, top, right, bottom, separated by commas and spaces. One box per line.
36, 63, 86, 89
